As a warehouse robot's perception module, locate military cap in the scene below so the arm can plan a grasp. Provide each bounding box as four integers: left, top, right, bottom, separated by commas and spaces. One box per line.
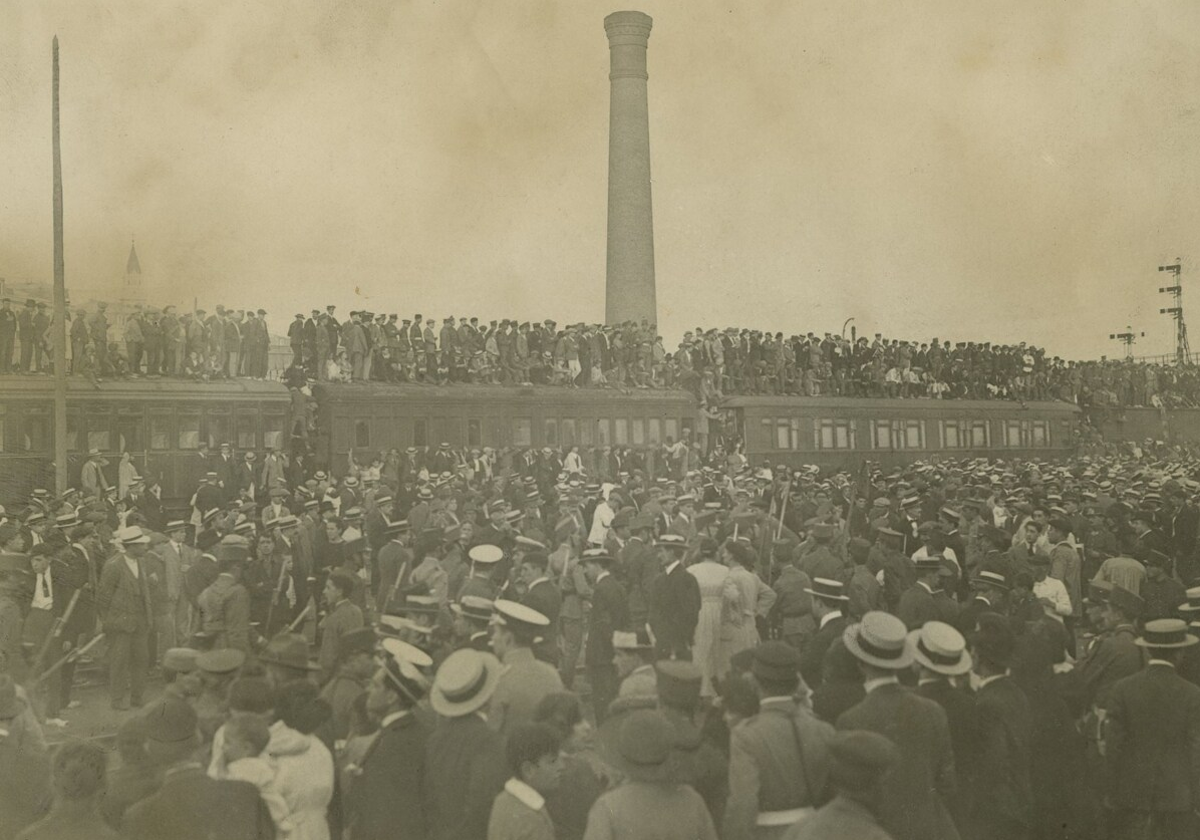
655, 660, 702, 709
752, 641, 802, 682
195, 648, 246, 675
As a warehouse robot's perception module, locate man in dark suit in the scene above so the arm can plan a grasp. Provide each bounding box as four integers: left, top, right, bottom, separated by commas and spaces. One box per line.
1105, 618, 1200, 840
799, 577, 849, 689
581, 547, 628, 722
346, 640, 433, 840
517, 547, 562, 667
95, 526, 154, 710
897, 556, 944, 631
646, 535, 701, 660
968, 613, 1033, 840
837, 611, 960, 840
956, 570, 1009, 637
910, 620, 979, 834
123, 697, 275, 840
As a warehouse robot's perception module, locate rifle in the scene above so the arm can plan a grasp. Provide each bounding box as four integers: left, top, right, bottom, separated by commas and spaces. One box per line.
33, 632, 104, 686
264, 556, 291, 639
31, 589, 81, 676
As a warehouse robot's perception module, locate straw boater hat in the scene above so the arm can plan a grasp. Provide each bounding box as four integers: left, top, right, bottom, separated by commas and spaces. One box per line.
430, 649, 503, 717
804, 577, 850, 603
973, 570, 1010, 591
380, 638, 432, 705
842, 612, 914, 670
451, 595, 496, 623
1178, 586, 1200, 614
1135, 618, 1199, 649
468, 544, 504, 565
906, 621, 973, 677
655, 534, 689, 552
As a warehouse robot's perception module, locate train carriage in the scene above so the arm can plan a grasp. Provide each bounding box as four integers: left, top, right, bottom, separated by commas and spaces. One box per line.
725, 395, 1081, 471
0, 377, 293, 506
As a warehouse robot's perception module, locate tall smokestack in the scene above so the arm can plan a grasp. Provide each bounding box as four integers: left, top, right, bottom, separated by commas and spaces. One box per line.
604, 11, 656, 327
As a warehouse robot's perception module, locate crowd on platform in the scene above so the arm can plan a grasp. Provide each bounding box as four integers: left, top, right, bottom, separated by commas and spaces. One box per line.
4, 441, 1200, 839
6, 297, 1200, 407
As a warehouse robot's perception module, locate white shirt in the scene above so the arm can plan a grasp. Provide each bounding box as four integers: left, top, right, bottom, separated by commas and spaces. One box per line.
380, 710, 410, 728
31, 570, 53, 610
976, 672, 1009, 691
1032, 576, 1072, 621
588, 501, 615, 545
124, 555, 140, 578
664, 560, 681, 576
864, 676, 899, 694
819, 610, 843, 630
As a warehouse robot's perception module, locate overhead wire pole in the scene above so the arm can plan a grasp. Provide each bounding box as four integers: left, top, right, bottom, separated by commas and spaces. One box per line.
1108, 326, 1143, 360
1158, 260, 1191, 365
52, 36, 68, 494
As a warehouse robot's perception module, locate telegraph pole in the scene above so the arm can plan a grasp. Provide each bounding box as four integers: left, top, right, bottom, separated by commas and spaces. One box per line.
52, 36, 68, 493
1109, 326, 1143, 360
1159, 260, 1191, 365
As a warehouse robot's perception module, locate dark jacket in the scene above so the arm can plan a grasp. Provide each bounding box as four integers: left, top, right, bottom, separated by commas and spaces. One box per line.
122, 765, 275, 840
585, 573, 628, 668
916, 678, 980, 826
972, 675, 1033, 832
347, 711, 431, 840
647, 562, 701, 659
95, 555, 152, 634
424, 714, 508, 840
799, 612, 846, 689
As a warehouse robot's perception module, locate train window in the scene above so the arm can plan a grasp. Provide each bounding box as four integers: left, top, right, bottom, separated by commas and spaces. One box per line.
561, 419, 577, 447
544, 419, 559, 447
632, 419, 645, 446
413, 419, 428, 448
597, 419, 611, 447
512, 418, 531, 447
178, 413, 201, 450
815, 419, 854, 450
354, 420, 371, 449
88, 429, 112, 453
680, 418, 694, 440
648, 418, 661, 445
665, 418, 678, 441
614, 419, 628, 445
150, 415, 172, 450
117, 415, 144, 453
580, 419, 594, 446
872, 420, 923, 450
1004, 421, 1027, 447
263, 414, 285, 451
775, 420, 790, 450
236, 415, 257, 450
1031, 421, 1048, 447
468, 420, 482, 448
969, 421, 990, 448
207, 415, 231, 449
23, 412, 50, 452
66, 414, 79, 451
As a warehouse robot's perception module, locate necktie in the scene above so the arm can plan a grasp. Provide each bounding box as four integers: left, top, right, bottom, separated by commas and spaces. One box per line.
41, 574, 49, 598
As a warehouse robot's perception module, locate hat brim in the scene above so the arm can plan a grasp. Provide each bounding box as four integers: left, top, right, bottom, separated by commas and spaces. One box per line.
842, 625, 914, 670
257, 654, 320, 671
905, 631, 973, 676
1135, 635, 1199, 649
430, 654, 502, 717
803, 588, 849, 602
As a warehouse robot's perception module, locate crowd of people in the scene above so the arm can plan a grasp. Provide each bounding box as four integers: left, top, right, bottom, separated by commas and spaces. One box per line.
3, 440, 1200, 839
6, 296, 1200, 407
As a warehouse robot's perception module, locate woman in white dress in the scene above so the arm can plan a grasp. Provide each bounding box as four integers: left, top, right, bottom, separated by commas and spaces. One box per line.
687, 538, 737, 698
720, 540, 776, 675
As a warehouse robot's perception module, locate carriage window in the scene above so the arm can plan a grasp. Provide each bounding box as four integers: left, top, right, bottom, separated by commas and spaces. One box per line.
647, 418, 661, 445
263, 414, 285, 451
150, 415, 172, 450
88, 428, 112, 453
207, 414, 231, 449
815, 419, 855, 450
614, 418, 628, 445
413, 419, 428, 448
512, 418, 531, 447
561, 419, 577, 447
665, 418, 678, 441
579, 419, 594, 446
776, 419, 791, 450
468, 419, 482, 448
631, 419, 645, 446
65, 414, 79, 451
1031, 421, 1048, 447
941, 421, 960, 449
762, 418, 774, 448
117, 414, 144, 453
543, 418, 559, 447
943, 420, 990, 449
236, 415, 257, 450
23, 412, 50, 452
872, 420, 923, 450
680, 418, 694, 439
354, 419, 371, 449
178, 413, 201, 450
597, 419, 611, 447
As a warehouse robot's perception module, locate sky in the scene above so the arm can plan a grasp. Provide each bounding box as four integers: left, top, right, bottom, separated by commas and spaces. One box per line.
2, 1, 1200, 360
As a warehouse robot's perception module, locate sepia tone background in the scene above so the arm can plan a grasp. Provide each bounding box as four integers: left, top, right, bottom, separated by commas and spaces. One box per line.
2, 1, 1199, 358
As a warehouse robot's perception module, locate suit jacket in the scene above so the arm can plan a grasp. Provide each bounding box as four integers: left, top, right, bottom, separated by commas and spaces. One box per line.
522, 578, 562, 664
1106, 662, 1200, 813
96, 555, 152, 634
916, 679, 980, 814
122, 764, 275, 840
488, 647, 564, 737
647, 562, 701, 659
585, 574, 628, 668
972, 675, 1033, 829
897, 583, 940, 631
319, 599, 365, 681
154, 540, 199, 604
837, 683, 960, 840
424, 714, 508, 840
799, 613, 846, 689
1076, 624, 1144, 708
347, 711, 431, 840
487, 787, 555, 840
784, 795, 893, 840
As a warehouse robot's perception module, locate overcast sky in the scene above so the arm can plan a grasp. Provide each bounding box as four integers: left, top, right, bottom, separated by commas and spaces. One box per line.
3, 1, 1199, 359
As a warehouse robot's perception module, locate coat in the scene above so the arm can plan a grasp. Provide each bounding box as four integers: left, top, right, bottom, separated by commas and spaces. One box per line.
1105, 662, 1200, 814
896, 583, 940, 631
972, 675, 1033, 833
95, 555, 152, 634
783, 795, 893, 840
488, 647, 564, 737
319, 599, 364, 682
346, 711, 431, 840
799, 612, 846, 689
585, 574, 628, 669
197, 575, 252, 651
1075, 624, 1144, 709
425, 714, 508, 840
582, 782, 718, 840
122, 765, 275, 840
836, 683, 960, 840
267, 721, 335, 840
647, 562, 701, 659
724, 696, 835, 840
916, 679, 980, 823
487, 784, 556, 840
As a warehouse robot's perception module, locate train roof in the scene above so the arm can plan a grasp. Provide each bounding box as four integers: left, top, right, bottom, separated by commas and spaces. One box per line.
311, 382, 698, 404
721, 395, 1083, 414
0, 375, 291, 400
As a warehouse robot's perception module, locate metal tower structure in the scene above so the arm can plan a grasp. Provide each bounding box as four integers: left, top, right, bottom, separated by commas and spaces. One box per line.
1109, 326, 1144, 359
1158, 260, 1191, 365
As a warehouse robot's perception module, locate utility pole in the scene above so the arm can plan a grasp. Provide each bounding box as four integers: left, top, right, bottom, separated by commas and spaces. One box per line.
1159, 260, 1191, 365
1109, 326, 1143, 360
52, 36, 68, 494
